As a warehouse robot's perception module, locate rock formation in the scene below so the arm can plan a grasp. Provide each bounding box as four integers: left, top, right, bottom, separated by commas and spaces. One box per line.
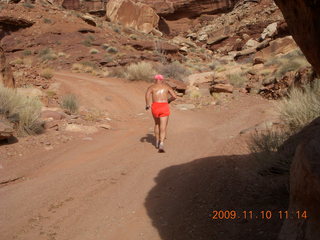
0, 47, 15, 88
106, 0, 159, 34
278, 117, 320, 240
274, 0, 320, 75
135, 0, 238, 19
62, 0, 80, 10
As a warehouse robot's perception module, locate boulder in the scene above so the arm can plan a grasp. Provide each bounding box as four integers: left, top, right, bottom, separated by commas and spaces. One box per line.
166, 78, 187, 93
123, 39, 179, 53
134, 0, 237, 19
210, 83, 234, 94
273, 0, 320, 75
62, 0, 80, 10
0, 120, 14, 141
0, 47, 15, 88
41, 110, 66, 121
254, 36, 298, 61
106, 0, 159, 34
278, 117, 320, 240
207, 35, 229, 45
260, 22, 278, 40
244, 39, 259, 49
79, 14, 97, 27
187, 72, 214, 86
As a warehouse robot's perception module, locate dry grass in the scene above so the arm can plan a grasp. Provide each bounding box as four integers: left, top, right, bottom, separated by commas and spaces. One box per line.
278, 79, 320, 132
249, 79, 320, 171
40, 68, 54, 79
227, 73, 247, 87
126, 61, 155, 82
158, 61, 190, 81
0, 84, 43, 135
61, 94, 79, 114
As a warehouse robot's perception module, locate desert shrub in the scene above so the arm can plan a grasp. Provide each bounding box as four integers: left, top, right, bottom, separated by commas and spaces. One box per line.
58, 52, 66, 57
126, 61, 155, 81
23, 2, 34, 8
248, 128, 290, 173
39, 48, 57, 61
89, 48, 99, 54
106, 46, 118, 54
72, 63, 83, 71
102, 44, 109, 50
40, 68, 54, 79
43, 18, 52, 24
129, 34, 138, 40
158, 61, 190, 81
227, 73, 247, 87
249, 79, 320, 170
108, 67, 126, 78
278, 79, 320, 132
61, 94, 79, 114
275, 60, 304, 79
82, 39, 92, 47
249, 129, 289, 154
10, 58, 25, 65
23, 50, 32, 56
0, 84, 43, 135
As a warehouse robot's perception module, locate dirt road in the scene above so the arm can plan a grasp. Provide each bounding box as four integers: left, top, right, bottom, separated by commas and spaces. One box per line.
0, 73, 287, 240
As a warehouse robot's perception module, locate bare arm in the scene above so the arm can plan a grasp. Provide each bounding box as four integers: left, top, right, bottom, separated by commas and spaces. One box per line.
145, 86, 153, 109
168, 86, 177, 103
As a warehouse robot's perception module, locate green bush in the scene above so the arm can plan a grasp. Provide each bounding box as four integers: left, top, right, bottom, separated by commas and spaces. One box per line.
126, 62, 155, 81
61, 95, 79, 114
0, 84, 43, 135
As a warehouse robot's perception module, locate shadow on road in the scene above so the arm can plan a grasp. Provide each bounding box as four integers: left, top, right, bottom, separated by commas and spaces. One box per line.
145, 154, 289, 240
140, 133, 156, 147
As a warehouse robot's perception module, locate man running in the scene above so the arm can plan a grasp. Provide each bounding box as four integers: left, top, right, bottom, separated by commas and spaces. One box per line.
145, 74, 177, 153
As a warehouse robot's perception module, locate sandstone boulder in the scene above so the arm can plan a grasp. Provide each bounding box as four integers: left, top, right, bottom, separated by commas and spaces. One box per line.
260, 22, 278, 40
0, 47, 15, 88
0, 120, 14, 141
210, 83, 234, 94
274, 0, 320, 75
254, 36, 298, 61
134, 0, 237, 19
278, 117, 320, 240
106, 0, 159, 34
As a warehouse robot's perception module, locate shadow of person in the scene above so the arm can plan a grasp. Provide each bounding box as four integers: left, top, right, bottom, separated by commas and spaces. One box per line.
145, 154, 289, 240
140, 133, 156, 147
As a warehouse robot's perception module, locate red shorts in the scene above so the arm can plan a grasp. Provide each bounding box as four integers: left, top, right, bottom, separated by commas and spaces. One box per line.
151, 102, 170, 118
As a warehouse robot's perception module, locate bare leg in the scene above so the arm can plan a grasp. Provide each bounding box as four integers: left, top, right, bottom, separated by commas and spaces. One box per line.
153, 116, 160, 148
159, 116, 169, 152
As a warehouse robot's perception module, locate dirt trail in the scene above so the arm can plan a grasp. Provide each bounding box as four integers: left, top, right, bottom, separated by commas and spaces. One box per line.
0, 73, 286, 240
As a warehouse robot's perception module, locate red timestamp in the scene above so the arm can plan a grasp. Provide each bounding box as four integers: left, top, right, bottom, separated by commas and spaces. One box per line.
210, 210, 308, 220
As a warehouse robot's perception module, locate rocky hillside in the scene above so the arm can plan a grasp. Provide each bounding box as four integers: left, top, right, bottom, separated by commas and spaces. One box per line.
0, 0, 315, 100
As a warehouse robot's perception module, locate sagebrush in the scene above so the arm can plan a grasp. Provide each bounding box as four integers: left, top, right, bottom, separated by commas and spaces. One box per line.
126, 62, 155, 82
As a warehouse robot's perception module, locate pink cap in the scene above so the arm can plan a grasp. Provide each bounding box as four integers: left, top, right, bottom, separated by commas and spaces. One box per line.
154, 74, 164, 80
